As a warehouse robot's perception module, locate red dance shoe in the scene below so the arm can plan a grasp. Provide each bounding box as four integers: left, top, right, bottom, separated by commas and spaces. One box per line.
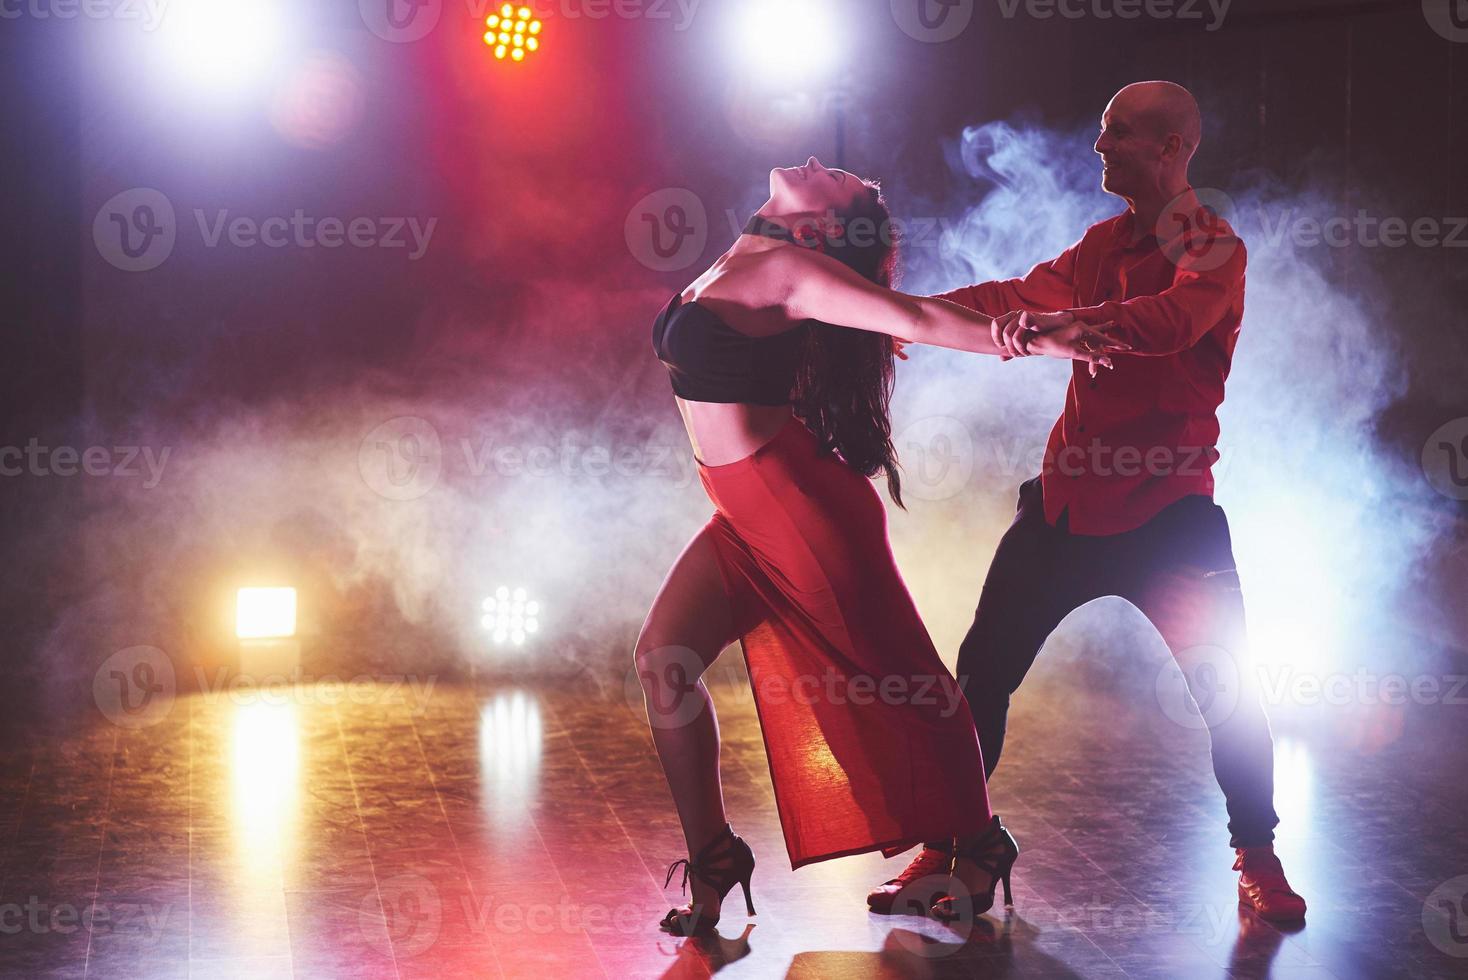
1234, 845, 1307, 922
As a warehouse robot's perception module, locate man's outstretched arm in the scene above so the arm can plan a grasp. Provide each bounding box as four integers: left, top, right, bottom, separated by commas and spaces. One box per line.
930, 239, 1083, 318
1063, 235, 1246, 356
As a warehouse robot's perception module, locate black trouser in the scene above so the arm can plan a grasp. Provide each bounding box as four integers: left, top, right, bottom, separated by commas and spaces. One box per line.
956, 476, 1279, 848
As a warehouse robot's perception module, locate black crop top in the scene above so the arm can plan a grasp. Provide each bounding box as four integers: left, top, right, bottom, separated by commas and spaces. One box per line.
652, 292, 809, 406
651, 214, 814, 406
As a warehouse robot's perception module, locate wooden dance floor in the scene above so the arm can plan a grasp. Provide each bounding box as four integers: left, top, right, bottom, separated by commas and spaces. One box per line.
0, 669, 1462, 979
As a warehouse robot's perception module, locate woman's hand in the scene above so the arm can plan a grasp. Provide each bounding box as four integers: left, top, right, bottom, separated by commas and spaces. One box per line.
1019, 311, 1131, 376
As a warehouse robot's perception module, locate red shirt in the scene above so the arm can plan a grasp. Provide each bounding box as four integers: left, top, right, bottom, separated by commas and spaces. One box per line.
937, 187, 1246, 535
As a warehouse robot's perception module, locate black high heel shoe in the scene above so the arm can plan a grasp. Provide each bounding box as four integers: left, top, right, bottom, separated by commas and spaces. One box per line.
931, 814, 1019, 921
660, 823, 756, 936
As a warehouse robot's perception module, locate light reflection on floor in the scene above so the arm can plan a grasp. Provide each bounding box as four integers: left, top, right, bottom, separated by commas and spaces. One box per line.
0, 676, 1462, 978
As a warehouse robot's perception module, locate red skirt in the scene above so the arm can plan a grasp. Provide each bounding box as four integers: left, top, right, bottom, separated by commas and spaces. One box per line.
696, 414, 992, 869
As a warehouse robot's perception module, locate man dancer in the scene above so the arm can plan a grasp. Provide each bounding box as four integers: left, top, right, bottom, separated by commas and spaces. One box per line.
868, 81, 1306, 921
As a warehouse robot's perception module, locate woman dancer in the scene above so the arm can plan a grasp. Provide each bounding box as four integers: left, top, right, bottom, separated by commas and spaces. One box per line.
642, 156, 1121, 935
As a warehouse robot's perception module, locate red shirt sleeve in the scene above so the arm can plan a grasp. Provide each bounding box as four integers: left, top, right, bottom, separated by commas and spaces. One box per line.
1070, 234, 1247, 356
933, 238, 1082, 316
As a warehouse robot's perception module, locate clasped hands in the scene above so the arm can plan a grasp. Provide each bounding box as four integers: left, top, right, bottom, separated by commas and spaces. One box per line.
892, 310, 1130, 378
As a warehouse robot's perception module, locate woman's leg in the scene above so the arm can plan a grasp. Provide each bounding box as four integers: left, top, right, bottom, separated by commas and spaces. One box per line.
634, 525, 746, 917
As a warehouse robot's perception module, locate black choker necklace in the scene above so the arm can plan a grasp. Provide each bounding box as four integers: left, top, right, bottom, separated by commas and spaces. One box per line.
743, 214, 803, 244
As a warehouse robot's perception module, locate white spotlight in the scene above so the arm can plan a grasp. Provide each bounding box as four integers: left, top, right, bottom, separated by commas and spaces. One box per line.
733, 0, 840, 86
158, 0, 286, 89
481, 586, 542, 647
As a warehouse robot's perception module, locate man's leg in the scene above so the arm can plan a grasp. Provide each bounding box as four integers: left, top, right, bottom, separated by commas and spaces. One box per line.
1119, 496, 1278, 846
956, 477, 1100, 778
1120, 496, 1304, 920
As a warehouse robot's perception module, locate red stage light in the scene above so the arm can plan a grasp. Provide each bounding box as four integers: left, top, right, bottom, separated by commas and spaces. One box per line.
484, 4, 543, 64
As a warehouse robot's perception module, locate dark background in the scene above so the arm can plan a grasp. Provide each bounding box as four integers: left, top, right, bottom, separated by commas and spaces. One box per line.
3, 0, 1465, 726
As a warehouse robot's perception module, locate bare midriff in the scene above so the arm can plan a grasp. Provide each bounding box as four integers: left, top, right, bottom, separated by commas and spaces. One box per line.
675, 396, 794, 468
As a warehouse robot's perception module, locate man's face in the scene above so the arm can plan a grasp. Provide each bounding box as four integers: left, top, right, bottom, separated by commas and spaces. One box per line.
1093, 98, 1164, 199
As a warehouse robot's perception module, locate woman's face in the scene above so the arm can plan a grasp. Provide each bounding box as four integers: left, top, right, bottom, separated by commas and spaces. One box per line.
769, 156, 866, 216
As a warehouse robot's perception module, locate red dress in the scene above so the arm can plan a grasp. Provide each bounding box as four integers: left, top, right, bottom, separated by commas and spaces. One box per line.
695, 413, 993, 869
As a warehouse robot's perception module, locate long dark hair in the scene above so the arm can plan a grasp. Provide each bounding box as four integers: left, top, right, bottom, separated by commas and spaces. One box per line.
789, 181, 907, 508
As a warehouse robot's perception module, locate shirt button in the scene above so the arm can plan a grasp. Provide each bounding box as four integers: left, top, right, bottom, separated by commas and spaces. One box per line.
1079, 425, 1087, 433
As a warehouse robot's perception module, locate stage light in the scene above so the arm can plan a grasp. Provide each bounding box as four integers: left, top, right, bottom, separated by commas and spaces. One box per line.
236, 587, 297, 640
484, 3, 543, 64
481, 586, 541, 646
733, 0, 839, 85
158, 0, 286, 89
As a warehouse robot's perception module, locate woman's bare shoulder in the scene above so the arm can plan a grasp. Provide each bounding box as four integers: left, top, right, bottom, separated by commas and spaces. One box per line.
683, 248, 807, 336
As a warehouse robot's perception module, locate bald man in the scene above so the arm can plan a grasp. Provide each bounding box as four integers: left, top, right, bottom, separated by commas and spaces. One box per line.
868, 82, 1307, 922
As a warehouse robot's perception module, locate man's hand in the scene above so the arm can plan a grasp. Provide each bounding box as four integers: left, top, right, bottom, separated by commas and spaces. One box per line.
992, 310, 1082, 359
991, 310, 1030, 360
1020, 310, 1132, 377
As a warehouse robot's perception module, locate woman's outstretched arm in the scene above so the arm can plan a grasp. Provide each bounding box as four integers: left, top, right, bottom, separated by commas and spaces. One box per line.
776, 246, 1120, 367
